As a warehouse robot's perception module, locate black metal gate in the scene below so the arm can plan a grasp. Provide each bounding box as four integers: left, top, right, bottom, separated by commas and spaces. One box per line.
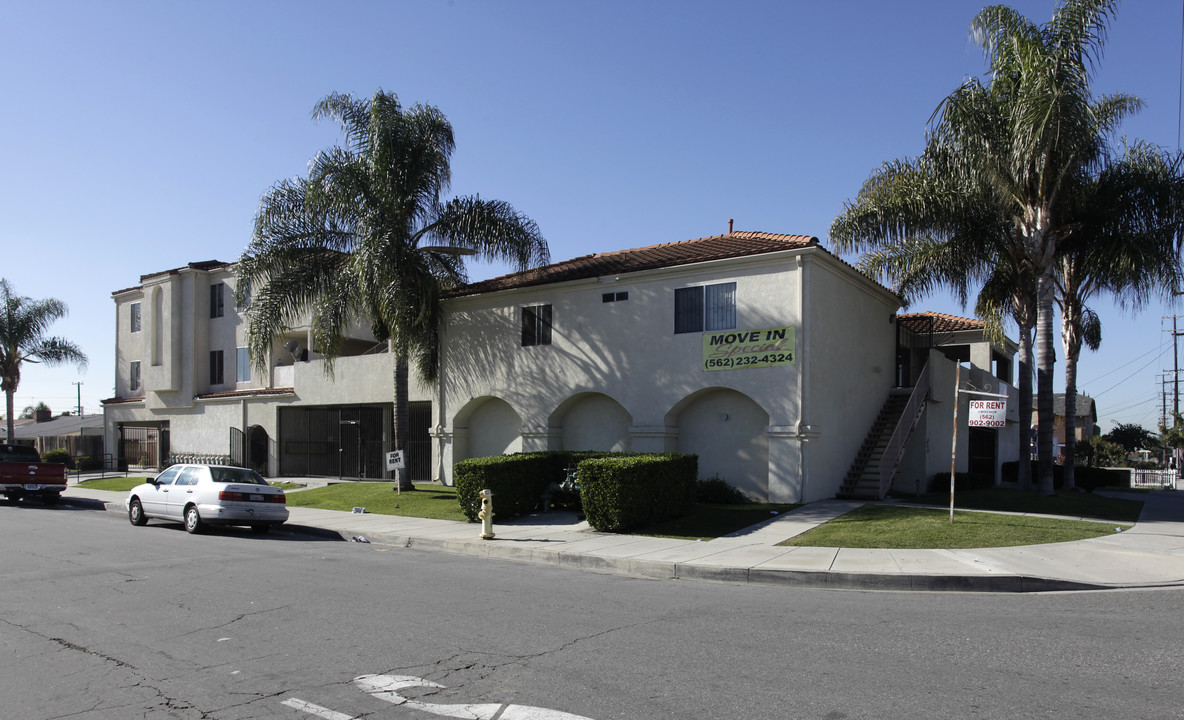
119, 424, 167, 470
279, 405, 388, 479
230, 427, 245, 468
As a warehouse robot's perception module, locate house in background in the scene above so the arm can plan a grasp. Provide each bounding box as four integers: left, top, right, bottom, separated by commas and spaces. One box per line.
1029, 393, 1098, 460
7, 410, 104, 460
103, 231, 1020, 502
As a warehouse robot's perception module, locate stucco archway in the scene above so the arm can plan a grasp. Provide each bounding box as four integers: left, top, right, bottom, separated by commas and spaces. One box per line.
549, 392, 632, 452
667, 388, 770, 501
452, 396, 523, 461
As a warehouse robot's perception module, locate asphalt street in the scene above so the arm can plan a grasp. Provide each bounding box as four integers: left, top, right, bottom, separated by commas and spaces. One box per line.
3, 499, 1182, 719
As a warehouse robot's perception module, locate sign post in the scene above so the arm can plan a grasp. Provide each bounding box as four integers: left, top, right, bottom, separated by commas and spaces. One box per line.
386, 450, 405, 495
950, 365, 1009, 522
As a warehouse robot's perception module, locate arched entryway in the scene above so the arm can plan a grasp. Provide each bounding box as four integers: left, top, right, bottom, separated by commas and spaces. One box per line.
549, 392, 632, 451
667, 388, 770, 501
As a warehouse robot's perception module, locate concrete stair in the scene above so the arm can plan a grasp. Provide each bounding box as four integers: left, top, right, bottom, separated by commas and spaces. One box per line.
838, 392, 912, 500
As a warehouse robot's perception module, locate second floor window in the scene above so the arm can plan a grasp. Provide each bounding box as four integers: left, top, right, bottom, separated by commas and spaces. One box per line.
130, 361, 141, 392
521, 305, 552, 346
675, 282, 736, 334
210, 350, 224, 385
236, 347, 251, 383
210, 283, 225, 318
130, 302, 141, 333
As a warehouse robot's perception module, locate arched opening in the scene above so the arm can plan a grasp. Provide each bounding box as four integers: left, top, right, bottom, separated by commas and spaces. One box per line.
452, 396, 523, 461
248, 425, 270, 477
549, 392, 632, 452
668, 388, 770, 501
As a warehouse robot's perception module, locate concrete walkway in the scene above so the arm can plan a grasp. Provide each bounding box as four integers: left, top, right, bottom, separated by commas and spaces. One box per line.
63, 482, 1184, 593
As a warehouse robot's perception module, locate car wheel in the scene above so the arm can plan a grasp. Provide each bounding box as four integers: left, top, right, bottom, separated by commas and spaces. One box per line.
251, 524, 270, 534
184, 505, 203, 534
4, 493, 22, 504
128, 497, 148, 526
43, 493, 61, 506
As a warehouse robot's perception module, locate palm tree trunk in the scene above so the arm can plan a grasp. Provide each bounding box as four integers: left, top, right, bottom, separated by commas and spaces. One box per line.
393, 353, 413, 491
1016, 324, 1034, 491
1035, 272, 1057, 497
4, 388, 15, 442
1062, 356, 1078, 490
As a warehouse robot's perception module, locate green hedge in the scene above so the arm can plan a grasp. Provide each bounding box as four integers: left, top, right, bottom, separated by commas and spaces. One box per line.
1001, 461, 1130, 492
579, 453, 698, 533
453, 451, 616, 522
41, 448, 71, 467
929, 471, 993, 494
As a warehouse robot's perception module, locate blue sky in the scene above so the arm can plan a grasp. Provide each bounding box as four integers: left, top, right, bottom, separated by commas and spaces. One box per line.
2, 0, 1182, 432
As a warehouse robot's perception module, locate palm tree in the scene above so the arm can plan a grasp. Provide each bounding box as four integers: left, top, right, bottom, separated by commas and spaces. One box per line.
238, 90, 548, 488
833, 0, 1145, 495
1055, 141, 1184, 489
0, 279, 88, 441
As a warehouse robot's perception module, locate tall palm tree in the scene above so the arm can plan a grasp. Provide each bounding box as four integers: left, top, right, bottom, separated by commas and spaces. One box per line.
0, 279, 88, 441
833, 0, 1145, 495
1055, 141, 1184, 489
238, 90, 548, 488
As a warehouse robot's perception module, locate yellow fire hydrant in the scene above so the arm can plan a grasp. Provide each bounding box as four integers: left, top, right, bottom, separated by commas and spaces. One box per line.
478, 489, 495, 540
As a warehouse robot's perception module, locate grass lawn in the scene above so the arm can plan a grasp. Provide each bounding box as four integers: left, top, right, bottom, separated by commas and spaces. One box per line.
779, 504, 1132, 549
284, 482, 468, 522
75, 477, 150, 492
905, 487, 1143, 523
635, 503, 801, 541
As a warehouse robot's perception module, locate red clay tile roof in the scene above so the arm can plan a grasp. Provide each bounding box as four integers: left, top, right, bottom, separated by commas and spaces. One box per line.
195, 388, 295, 400
898, 311, 986, 334
451, 232, 819, 297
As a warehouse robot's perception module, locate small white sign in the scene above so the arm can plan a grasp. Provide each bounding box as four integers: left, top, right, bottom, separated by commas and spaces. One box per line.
968, 399, 1007, 427
385, 450, 405, 470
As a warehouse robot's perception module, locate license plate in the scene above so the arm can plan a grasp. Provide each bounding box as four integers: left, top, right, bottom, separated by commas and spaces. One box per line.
250, 494, 264, 502
24, 484, 43, 491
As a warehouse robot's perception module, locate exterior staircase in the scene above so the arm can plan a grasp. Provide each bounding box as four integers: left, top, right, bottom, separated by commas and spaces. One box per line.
838, 362, 931, 500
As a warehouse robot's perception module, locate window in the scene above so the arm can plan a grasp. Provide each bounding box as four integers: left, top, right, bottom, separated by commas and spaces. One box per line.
130, 302, 141, 333
130, 361, 141, 392
210, 283, 224, 318
521, 305, 552, 346
601, 291, 629, 303
210, 350, 224, 385
675, 282, 736, 334
236, 347, 251, 383
236, 279, 252, 310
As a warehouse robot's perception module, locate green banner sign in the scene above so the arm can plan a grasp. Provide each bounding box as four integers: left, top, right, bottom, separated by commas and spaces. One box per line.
702, 326, 796, 372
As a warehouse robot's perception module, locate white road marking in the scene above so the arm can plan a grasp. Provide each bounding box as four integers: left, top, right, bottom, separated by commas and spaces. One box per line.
281, 697, 357, 720
355, 674, 595, 720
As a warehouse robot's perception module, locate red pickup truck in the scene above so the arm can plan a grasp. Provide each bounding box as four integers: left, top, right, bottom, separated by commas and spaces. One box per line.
1, 444, 68, 505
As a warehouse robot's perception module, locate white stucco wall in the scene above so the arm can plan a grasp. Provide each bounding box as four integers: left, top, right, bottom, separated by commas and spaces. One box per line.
798, 256, 900, 502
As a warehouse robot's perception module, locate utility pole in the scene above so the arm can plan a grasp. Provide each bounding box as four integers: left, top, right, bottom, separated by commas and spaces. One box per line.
72, 382, 83, 417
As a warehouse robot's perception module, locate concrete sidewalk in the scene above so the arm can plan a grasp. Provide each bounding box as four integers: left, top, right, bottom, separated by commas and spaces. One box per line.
63, 484, 1184, 593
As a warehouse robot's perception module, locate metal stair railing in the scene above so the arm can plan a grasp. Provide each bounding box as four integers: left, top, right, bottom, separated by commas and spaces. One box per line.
878, 361, 930, 498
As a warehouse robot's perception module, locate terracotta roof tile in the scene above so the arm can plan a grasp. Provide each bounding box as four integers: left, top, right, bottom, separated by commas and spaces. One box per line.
898, 311, 985, 334
451, 232, 818, 296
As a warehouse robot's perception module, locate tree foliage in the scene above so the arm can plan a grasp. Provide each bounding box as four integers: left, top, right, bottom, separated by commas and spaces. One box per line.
238, 90, 548, 486
0, 279, 87, 440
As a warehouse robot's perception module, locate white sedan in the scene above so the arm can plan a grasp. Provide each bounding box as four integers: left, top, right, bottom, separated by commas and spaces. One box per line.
126, 464, 288, 534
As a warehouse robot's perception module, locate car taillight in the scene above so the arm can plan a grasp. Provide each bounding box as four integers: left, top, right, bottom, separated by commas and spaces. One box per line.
218, 490, 286, 504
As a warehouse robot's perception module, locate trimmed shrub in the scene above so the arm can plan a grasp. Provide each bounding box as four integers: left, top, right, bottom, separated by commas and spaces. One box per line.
454, 455, 552, 522
453, 450, 617, 522
579, 453, 698, 533
75, 456, 105, 471
41, 448, 71, 467
695, 475, 752, 504
1074, 466, 1130, 492
929, 471, 993, 494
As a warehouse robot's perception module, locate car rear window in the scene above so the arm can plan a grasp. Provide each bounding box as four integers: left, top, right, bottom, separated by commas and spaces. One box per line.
209, 467, 269, 485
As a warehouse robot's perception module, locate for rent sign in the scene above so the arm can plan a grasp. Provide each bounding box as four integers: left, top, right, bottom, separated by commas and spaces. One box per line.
968, 399, 1007, 427
703, 326, 796, 372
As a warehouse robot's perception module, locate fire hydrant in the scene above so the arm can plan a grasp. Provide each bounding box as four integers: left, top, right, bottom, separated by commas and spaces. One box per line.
478, 489, 495, 540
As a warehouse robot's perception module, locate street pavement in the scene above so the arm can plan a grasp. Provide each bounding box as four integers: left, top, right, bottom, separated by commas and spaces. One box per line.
64, 480, 1184, 593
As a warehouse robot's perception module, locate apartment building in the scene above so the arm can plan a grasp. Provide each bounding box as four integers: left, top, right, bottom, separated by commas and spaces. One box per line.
104, 231, 1019, 503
